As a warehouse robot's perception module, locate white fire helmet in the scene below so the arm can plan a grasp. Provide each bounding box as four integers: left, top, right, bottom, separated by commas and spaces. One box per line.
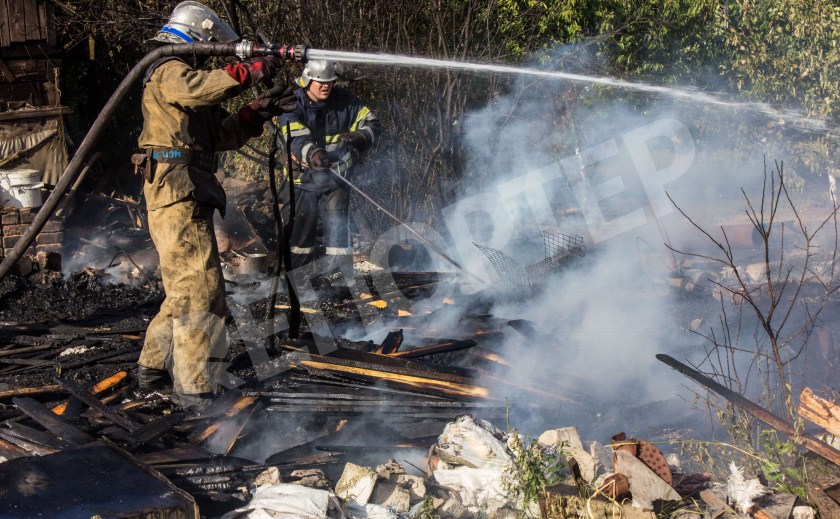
154, 1, 239, 44
296, 60, 339, 88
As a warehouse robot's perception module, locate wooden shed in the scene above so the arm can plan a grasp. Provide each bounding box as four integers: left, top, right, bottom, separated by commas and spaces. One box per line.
0, 0, 69, 187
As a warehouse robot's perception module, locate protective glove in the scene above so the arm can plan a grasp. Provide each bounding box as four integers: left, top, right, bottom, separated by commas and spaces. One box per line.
223, 56, 284, 88
338, 131, 371, 153
308, 148, 332, 169
259, 84, 298, 115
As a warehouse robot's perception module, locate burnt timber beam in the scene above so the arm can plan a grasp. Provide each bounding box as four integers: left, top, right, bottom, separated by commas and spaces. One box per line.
11, 397, 93, 446
657, 353, 840, 467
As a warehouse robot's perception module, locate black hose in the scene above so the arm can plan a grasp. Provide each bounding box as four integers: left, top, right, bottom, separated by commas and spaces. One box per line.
0, 43, 231, 283
265, 122, 282, 351
0, 41, 306, 284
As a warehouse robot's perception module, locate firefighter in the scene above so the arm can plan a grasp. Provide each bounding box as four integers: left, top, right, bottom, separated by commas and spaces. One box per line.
277, 60, 381, 280
136, 1, 296, 410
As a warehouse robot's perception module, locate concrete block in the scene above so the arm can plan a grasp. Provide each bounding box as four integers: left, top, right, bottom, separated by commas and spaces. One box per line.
395, 474, 426, 502
537, 427, 584, 452
370, 482, 410, 513
335, 463, 377, 505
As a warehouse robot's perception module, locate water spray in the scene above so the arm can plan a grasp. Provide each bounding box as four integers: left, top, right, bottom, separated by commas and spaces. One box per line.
0, 41, 308, 284
307, 49, 826, 131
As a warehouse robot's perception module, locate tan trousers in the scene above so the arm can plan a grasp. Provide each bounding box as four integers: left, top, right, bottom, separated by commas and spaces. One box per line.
139, 199, 227, 397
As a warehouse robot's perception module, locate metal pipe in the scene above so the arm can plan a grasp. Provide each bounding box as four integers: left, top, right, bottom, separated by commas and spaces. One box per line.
0, 41, 307, 283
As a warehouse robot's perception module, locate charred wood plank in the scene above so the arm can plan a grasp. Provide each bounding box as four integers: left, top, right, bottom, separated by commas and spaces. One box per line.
390, 339, 477, 359
294, 355, 488, 399
0, 344, 53, 357
129, 412, 186, 447
375, 330, 404, 355
798, 387, 840, 438
189, 394, 259, 443
57, 345, 141, 370
325, 348, 476, 380
0, 435, 29, 460
137, 446, 212, 466
5, 422, 72, 450
657, 354, 840, 467
52, 371, 128, 415
11, 397, 93, 446
0, 384, 62, 399
53, 377, 140, 433
0, 429, 56, 456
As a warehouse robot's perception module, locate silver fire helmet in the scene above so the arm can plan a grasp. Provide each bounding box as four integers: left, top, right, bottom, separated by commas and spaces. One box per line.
296, 60, 339, 88
153, 1, 239, 44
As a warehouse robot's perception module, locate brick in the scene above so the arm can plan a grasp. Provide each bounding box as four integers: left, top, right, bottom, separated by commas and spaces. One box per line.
3, 223, 29, 236
3, 235, 20, 248
19, 208, 37, 224
34, 251, 61, 272
1, 212, 19, 225
35, 232, 63, 245
42, 220, 63, 233
36, 243, 62, 254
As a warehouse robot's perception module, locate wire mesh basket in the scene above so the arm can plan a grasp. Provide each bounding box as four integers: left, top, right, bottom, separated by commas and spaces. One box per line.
475, 232, 586, 297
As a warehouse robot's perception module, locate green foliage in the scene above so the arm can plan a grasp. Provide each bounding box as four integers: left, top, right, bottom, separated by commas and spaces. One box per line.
716, 0, 840, 118
504, 433, 568, 510
411, 495, 441, 519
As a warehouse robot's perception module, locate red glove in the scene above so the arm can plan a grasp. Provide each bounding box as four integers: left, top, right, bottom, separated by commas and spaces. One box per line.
237, 85, 298, 137
223, 56, 283, 88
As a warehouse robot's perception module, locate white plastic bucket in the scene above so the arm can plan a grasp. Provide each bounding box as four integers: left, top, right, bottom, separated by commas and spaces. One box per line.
0, 169, 44, 208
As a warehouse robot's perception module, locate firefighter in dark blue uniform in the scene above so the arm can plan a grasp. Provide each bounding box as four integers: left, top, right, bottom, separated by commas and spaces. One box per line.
277, 60, 381, 277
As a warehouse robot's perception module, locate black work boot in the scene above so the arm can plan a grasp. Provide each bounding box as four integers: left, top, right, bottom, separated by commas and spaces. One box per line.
136, 365, 172, 392
171, 392, 215, 414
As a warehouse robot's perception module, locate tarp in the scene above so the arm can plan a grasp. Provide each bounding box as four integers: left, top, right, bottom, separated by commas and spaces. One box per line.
0, 116, 68, 186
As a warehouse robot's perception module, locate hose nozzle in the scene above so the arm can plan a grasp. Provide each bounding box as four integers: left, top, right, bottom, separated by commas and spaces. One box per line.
236, 41, 308, 62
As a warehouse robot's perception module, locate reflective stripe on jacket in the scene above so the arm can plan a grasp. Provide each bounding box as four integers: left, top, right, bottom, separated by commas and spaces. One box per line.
276, 86, 381, 181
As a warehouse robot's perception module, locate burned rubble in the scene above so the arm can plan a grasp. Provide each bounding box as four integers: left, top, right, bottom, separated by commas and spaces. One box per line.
0, 178, 839, 519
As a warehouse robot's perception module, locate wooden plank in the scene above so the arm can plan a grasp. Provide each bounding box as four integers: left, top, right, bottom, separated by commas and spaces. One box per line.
12, 397, 93, 446
799, 387, 840, 437
6, 421, 71, 450
8, 0, 25, 42
0, 105, 70, 121
0, 429, 55, 456
0, 435, 30, 460
4, 58, 50, 81
22, 0, 36, 40
53, 377, 140, 433
390, 339, 477, 358
0, 383, 61, 399
36, 0, 44, 40
375, 330, 403, 355
0, 0, 10, 47
658, 354, 840, 468
807, 485, 840, 518
43, 0, 53, 46
51, 370, 128, 415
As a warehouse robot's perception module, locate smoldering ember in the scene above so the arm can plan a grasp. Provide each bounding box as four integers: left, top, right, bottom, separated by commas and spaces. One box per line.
1, 2, 840, 519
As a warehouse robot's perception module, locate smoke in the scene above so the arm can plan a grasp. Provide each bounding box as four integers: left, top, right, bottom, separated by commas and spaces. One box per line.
385, 42, 840, 441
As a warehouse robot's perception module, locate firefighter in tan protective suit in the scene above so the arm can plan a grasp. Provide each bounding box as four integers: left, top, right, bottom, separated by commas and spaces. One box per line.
135, 1, 296, 410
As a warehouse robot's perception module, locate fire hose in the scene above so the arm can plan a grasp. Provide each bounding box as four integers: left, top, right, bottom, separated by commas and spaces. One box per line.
0, 41, 307, 284
325, 163, 482, 281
